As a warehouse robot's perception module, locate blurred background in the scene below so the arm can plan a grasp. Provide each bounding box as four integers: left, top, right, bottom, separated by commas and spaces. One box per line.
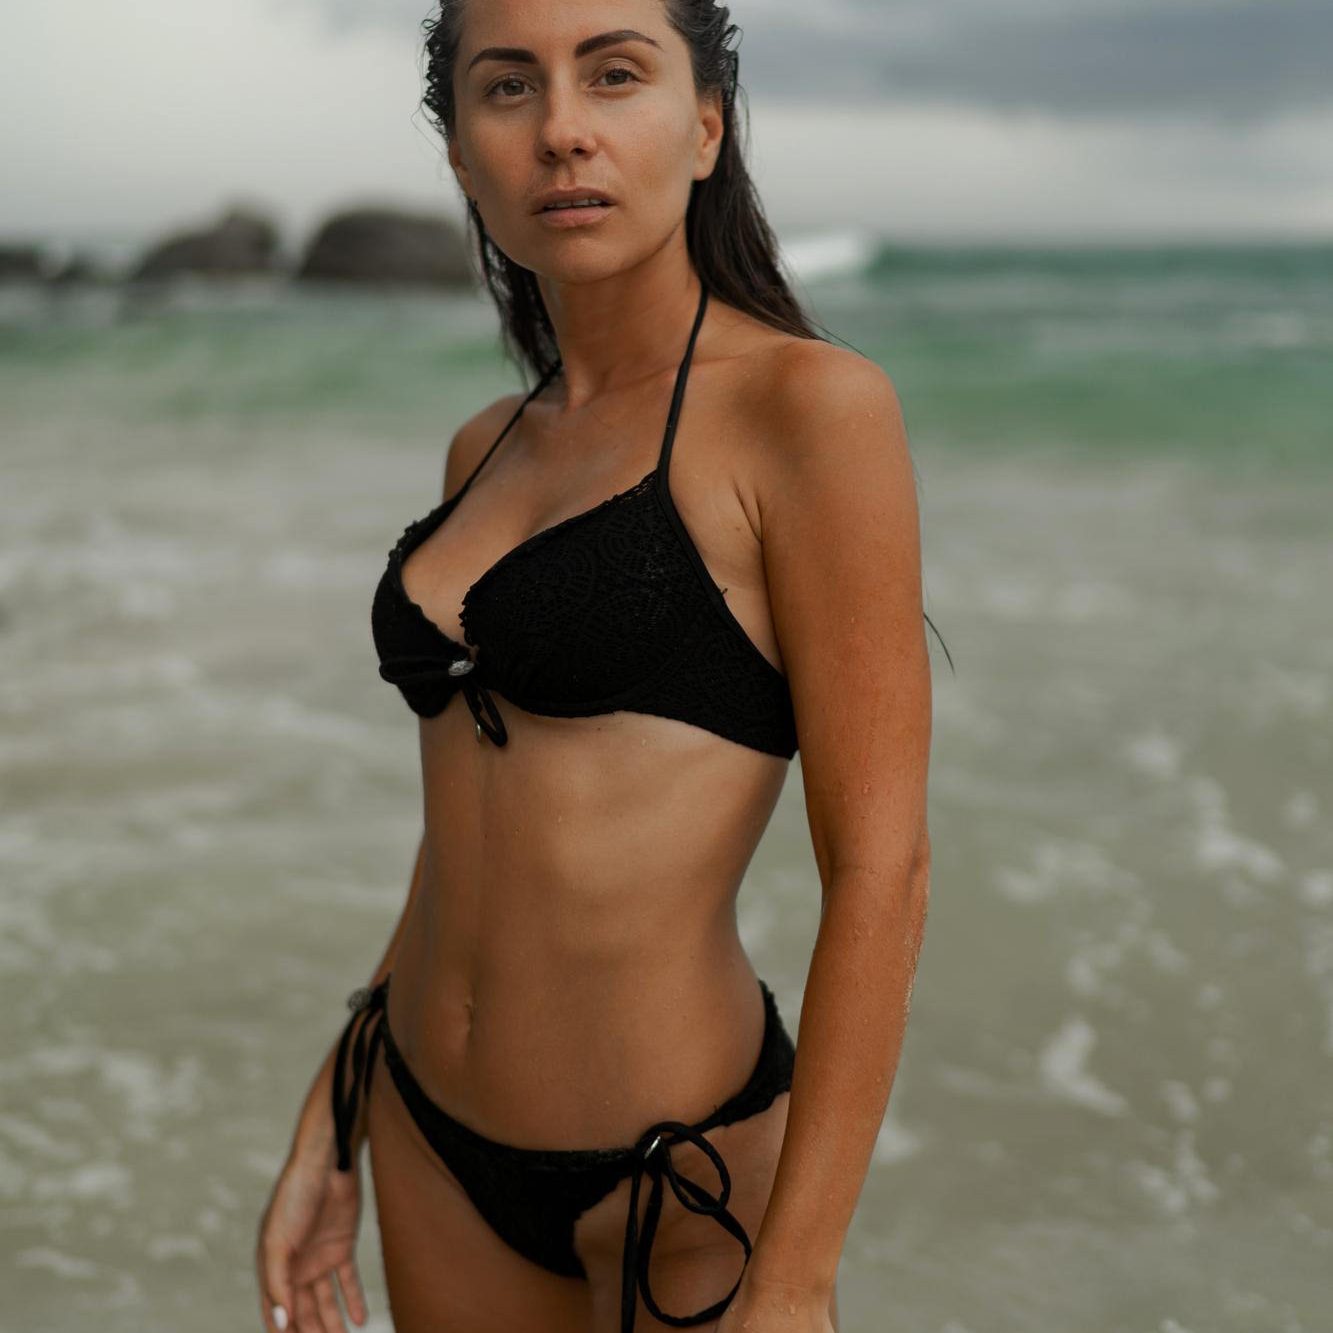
2, 1, 1330, 1331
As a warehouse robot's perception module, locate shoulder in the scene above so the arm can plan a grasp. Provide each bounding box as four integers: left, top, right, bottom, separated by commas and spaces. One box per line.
736, 337, 909, 514
762, 339, 905, 463
440, 386, 537, 503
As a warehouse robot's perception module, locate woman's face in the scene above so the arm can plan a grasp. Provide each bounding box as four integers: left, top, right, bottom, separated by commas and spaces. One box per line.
447, 0, 723, 282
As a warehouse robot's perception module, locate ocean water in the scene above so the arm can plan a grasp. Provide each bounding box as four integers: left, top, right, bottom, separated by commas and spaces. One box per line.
2, 241, 1331, 1332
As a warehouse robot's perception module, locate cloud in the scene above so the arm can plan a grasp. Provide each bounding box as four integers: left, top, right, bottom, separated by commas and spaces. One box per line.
288, 0, 1333, 123
858, 0, 1333, 122
3, 0, 1326, 244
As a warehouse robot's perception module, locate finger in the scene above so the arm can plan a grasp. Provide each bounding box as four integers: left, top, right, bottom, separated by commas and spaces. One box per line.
258, 1237, 294, 1332
335, 1259, 369, 1328
256, 1284, 291, 1333
294, 1283, 326, 1333
314, 1272, 348, 1333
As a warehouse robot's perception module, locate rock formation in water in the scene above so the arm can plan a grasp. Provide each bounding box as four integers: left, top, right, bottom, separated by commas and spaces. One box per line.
128, 206, 281, 281
295, 206, 472, 287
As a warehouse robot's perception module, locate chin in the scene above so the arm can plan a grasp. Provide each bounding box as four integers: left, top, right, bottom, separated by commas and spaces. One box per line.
522, 252, 640, 288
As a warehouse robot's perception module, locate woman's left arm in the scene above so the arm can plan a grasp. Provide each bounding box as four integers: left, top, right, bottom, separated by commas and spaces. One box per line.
735, 345, 934, 1313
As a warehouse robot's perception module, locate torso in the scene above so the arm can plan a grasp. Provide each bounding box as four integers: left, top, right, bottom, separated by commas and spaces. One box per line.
382, 287, 811, 1149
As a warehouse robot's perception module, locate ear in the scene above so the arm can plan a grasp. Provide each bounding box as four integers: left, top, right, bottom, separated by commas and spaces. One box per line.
447, 139, 473, 199
693, 90, 726, 183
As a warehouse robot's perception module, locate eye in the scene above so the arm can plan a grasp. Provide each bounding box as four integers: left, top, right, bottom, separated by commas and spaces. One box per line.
483, 64, 641, 100
484, 75, 530, 100
598, 64, 640, 88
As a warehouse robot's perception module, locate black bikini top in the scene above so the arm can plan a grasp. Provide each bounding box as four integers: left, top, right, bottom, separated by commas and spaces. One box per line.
370, 281, 799, 759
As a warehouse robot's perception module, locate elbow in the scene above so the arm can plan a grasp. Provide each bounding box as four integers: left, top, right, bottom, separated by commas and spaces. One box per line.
823, 829, 932, 917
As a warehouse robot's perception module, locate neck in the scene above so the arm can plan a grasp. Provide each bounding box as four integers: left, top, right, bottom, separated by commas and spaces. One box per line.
535, 251, 707, 413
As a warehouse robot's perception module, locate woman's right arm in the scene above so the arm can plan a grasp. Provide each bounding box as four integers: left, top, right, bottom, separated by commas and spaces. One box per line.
289, 829, 427, 1169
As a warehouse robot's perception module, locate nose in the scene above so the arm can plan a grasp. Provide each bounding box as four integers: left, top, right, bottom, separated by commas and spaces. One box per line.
534, 73, 598, 161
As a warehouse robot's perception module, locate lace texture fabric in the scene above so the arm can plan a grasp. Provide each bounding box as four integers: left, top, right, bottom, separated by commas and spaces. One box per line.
455, 472, 798, 757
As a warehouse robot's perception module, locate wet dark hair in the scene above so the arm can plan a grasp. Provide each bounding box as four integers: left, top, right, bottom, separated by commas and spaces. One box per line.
420, 0, 823, 379
419, 0, 953, 673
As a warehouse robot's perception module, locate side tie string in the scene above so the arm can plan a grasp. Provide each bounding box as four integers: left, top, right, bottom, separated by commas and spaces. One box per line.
331, 979, 389, 1172
620, 1120, 753, 1332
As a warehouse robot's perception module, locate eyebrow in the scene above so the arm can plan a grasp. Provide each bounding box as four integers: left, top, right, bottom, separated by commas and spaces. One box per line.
466, 29, 663, 74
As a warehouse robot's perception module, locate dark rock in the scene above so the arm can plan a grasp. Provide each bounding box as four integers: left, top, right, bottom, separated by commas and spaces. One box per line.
129, 205, 281, 281
0, 244, 46, 281
296, 205, 472, 287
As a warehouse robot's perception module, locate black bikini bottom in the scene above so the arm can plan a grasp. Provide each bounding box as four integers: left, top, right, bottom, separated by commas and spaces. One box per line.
331, 970, 796, 1333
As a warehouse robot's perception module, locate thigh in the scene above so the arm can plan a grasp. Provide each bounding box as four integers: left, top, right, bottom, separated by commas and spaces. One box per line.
575, 1090, 792, 1333
366, 1063, 592, 1333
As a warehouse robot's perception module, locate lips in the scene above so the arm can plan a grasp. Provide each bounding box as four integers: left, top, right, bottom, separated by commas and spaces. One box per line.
532, 189, 617, 214
542, 199, 610, 212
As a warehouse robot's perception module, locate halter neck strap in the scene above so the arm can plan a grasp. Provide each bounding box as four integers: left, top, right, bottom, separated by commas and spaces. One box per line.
452, 355, 563, 503
657, 281, 710, 475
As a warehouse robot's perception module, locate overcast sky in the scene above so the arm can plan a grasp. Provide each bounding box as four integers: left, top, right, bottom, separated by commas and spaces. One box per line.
3, 0, 1330, 249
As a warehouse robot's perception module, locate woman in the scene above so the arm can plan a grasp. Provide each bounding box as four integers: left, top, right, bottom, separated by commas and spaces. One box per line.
256, 1, 934, 1330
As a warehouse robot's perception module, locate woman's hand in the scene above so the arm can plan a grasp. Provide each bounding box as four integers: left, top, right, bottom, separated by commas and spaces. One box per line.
255, 1143, 369, 1332
716, 1272, 837, 1332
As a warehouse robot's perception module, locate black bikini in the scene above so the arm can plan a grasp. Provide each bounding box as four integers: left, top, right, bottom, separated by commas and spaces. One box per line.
337, 281, 799, 1331
370, 279, 799, 758
333, 973, 796, 1332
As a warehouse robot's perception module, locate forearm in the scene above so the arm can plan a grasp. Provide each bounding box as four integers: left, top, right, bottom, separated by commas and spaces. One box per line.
289, 831, 428, 1162
746, 860, 930, 1296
